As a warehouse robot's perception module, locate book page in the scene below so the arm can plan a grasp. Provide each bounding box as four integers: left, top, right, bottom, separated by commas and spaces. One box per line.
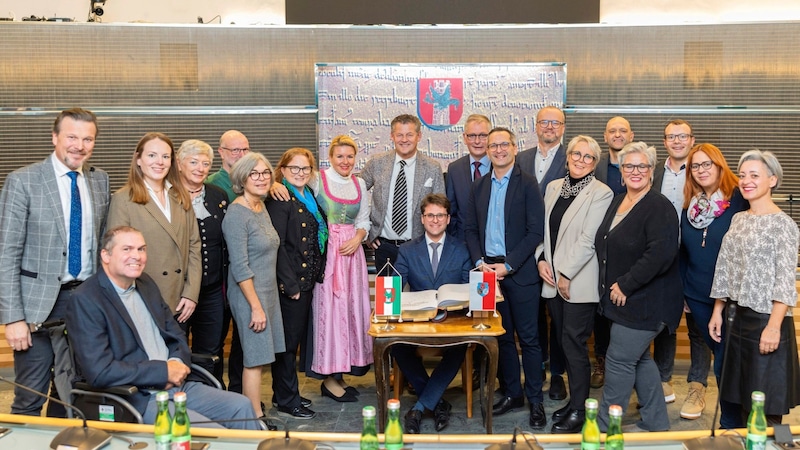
436, 283, 470, 309
401, 290, 438, 311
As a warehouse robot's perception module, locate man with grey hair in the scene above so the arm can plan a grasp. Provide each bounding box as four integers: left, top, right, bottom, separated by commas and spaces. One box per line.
446, 113, 492, 240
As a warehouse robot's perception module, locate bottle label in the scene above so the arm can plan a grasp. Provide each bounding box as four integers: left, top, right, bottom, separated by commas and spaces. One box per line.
171, 438, 191, 450
746, 433, 767, 450
581, 443, 600, 450
154, 436, 171, 450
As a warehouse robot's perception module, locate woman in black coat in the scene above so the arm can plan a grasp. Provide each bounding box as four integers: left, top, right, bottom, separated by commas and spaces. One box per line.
594, 142, 683, 432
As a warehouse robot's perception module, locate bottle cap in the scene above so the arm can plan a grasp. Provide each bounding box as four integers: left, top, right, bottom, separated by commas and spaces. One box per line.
609, 404, 623, 417
387, 399, 400, 410
585, 398, 598, 410
362, 406, 376, 417
156, 391, 169, 402
751, 391, 765, 402
174, 391, 187, 402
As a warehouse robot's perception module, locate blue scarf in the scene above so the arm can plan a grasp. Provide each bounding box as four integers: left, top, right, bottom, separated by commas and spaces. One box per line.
284, 180, 328, 253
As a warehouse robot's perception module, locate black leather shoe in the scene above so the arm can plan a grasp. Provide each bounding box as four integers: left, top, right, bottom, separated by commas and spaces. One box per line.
259, 416, 279, 431
493, 396, 524, 416
552, 403, 572, 421
272, 396, 312, 408
321, 382, 358, 402
345, 386, 360, 397
433, 399, 452, 432
276, 404, 316, 419
549, 374, 567, 400
404, 409, 423, 434
551, 409, 585, 434
529, 402, 546, 428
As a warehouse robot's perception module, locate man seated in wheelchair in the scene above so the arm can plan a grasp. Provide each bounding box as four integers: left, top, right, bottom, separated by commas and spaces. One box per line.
66, 226, 260, 429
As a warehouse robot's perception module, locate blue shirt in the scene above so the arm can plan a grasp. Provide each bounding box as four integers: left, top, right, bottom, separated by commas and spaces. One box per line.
485, 170, 511, 258
606, 162, 625, 195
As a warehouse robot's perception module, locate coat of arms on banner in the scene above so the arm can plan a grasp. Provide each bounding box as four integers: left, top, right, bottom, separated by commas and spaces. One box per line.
374, 275, 402, 317
469, 270, 497, 312
417, 78, 463, 130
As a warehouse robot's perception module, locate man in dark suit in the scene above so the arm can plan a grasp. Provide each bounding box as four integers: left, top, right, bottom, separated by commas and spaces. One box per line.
589, 116, 635, 390
393, 194, 472, 434
66, 226, 260, 429
446, 113, 491, 240
464, 127, 547, 428
0, 108, 110, 417
516, 106, 569, 401
360, 114, 446, 268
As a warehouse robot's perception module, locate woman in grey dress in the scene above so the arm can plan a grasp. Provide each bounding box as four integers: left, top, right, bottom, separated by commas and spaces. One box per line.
221, 152, 285, 425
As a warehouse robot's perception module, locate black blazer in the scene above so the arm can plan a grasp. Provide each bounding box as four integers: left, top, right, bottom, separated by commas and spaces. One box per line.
464, 164, 545, 287
594, 190, 683, 333
66, 270, 190, 414
445, 154, 479, 241
199, 184, 228, 287
266, 194, 327, 297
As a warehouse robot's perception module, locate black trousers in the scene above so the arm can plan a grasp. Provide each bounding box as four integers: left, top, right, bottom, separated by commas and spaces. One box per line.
220, 302, 244, 393
271, 289, 313, 409
548, 294, 597, 411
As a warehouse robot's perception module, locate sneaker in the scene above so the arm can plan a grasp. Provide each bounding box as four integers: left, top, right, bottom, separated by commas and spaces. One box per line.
680, 382, 706, 419
590, 355, 605, 389
662, 381, 675, 403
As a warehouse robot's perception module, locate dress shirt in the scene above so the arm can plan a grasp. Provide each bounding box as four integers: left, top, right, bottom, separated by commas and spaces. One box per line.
534, 144, 560, 184
52, 154, 94, 281
470, 155, 491, 181
425, 233, 446, 263
660, 159, 686, 220
485, 170, 511, 258
381, 153, 417, 241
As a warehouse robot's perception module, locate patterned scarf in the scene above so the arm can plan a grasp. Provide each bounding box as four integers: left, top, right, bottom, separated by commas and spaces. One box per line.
687, 190, 730, 229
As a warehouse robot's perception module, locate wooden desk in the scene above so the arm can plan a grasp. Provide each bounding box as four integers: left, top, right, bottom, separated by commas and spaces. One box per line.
368, 312, 505, 434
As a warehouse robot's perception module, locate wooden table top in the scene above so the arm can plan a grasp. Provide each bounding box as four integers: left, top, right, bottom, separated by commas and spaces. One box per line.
368, 311, 505, 338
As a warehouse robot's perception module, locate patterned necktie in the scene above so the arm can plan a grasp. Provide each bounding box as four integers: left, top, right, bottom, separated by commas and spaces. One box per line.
473, 161, 482, 181
391, 160, 408, 235
67, 171, 82, 277
430, 242, 441, 275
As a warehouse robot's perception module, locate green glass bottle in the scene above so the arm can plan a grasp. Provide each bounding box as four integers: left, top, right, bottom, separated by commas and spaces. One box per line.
360, 406, 380, 450
581, 398, 600, 450
385, 399, 403, 450
171, 391, 191, 450
746, 391, 767, 450
605, 404, 624, 450
154, 391, 172, 450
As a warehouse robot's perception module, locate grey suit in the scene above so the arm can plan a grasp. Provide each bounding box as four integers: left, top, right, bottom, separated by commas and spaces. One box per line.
0, 154, 109, 415
359, 151, 445, 243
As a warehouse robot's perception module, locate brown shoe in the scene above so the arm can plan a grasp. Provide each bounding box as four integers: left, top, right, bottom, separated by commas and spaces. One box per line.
590, 355, 605, 389
680, 382, 706, 419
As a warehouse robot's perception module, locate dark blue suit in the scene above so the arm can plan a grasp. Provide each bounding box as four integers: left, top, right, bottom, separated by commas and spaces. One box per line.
393, 234, 471, 412
66, 269, 257, 428
516, 144, 568, 191
445, 154, 485, 241
464, 164, 546, 403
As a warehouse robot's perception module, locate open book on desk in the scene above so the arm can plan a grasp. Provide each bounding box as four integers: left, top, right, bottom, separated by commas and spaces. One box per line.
400, 283, 470, 321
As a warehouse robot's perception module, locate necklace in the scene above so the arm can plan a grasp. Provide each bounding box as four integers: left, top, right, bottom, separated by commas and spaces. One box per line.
624, 189, 648, 204
244, 194, 262, 212
188, 187, 203, 194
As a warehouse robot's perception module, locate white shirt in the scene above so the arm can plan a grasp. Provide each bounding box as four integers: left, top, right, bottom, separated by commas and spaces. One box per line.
381, 153, 417, 241
425, 233, 446, 264
534, 143, 560, 184
146, 180, 173, 223
52, 154, 94, 282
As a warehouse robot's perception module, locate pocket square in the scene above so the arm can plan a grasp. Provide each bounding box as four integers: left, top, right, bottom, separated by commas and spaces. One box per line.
424, 178, 433, 187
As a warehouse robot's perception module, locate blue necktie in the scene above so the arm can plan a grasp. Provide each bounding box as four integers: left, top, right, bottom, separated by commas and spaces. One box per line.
67, 171, 82, 278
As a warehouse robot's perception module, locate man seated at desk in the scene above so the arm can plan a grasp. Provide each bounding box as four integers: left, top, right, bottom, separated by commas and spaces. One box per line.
393, 194, 472, 433
66, 226, 261, 429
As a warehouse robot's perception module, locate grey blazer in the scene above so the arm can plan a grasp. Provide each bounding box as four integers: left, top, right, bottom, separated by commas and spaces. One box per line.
358, 151, 445, 242
535, 178, 613, 303
0, 154, 110, 324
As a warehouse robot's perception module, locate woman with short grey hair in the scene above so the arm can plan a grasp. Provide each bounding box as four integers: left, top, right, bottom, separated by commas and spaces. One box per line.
709, 149, 800, 426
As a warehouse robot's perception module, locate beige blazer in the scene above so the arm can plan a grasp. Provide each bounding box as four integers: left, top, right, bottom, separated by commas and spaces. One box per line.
106, 186, 201, 313
536, 178, 613, 303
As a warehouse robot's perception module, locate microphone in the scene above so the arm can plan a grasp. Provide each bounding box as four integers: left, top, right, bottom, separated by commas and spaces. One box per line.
683, 302, 745, 450
0, 375, 111, 450
484, 427, 543, 450
195, 416, 315, 449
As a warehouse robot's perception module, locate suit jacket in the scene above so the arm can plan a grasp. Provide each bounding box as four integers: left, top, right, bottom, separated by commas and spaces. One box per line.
445, 154, 479, 241
536, 178, 613, 302
516, 144, 568, 191
0, 155, 109, 324
359, 151, 445, 242
464, 164, 545, 287
395, 234, 471, 291
107, 186, 201, 313
652, 160, 665, 191
198, 184, 228, 287
594, 153, 610, 185
66, 269, 191, 414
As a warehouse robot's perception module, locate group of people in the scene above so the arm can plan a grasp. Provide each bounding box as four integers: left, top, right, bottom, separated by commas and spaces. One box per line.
0, 107, 798, 436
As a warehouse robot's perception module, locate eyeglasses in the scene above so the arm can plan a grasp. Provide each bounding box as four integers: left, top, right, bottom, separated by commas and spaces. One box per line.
621, 163, 652, 173
221, 147, 250, 155
690, 160, 714, 172
248, 170, 272, 181
665, 133, 693, 142
284, 165, 312, 175
465, 133, 489, 141
488, 142, 513, 151
422, 213, 449, 221
537, 120, 564, 128
569, 151, 597, 164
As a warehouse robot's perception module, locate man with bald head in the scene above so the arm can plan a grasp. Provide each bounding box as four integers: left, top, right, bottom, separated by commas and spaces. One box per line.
208, 130, 251, 202
595, 117, 634, 196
